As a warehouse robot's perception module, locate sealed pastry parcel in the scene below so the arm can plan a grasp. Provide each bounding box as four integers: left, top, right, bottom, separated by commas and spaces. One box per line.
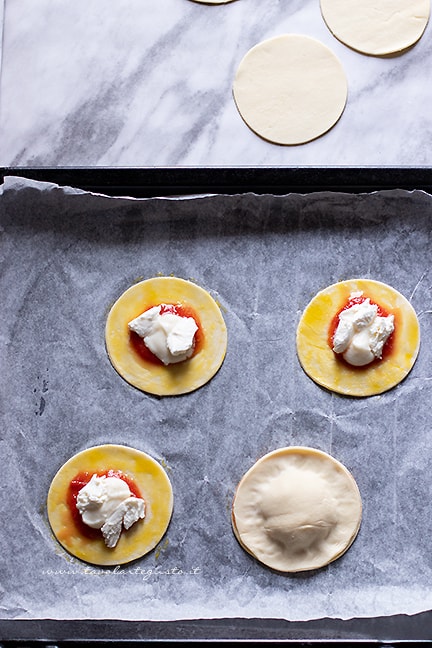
1, 175, 432, 622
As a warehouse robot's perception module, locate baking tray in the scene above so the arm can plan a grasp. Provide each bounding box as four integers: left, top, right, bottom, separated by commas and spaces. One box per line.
1, 167, 432, 646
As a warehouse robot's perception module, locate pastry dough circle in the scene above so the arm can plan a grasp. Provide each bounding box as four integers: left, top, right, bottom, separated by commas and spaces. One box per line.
189, 0, 236, 3
320, 0, 430, 56
232, 446, 362, 572
105, 277, 227, 396
296, 279, 420, 397
232, 34, 347, 145
47, 444, 173, 566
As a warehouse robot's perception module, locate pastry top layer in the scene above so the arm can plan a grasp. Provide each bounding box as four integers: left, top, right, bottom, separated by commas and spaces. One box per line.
232, 446, 362, 572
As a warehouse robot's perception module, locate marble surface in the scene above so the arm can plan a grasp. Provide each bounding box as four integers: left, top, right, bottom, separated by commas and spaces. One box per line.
0, 0, 431, 168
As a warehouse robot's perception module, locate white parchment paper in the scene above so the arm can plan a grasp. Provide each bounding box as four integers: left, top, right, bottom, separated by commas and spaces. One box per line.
1, 176, 432, 622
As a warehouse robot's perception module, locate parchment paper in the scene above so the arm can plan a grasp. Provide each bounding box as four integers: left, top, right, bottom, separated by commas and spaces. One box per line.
1, 175, 432, 622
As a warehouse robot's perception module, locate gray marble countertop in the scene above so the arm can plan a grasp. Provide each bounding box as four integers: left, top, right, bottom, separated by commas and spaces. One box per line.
0, 0, 431, 169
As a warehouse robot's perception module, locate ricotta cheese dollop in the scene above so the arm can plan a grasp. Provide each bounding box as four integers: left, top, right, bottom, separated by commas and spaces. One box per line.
332, 293, 394, 366
128, 305, 198, 366
76, 474, 145, 548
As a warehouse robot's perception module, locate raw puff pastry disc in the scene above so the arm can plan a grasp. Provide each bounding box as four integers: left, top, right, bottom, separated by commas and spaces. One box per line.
47, 444, 173, 566
296, 279, 420, 397
105, 277, 227, 396
232, 446, 362, 572
320, 0, 430, 56
232, 34, 347, 145
189, 0, 236, 3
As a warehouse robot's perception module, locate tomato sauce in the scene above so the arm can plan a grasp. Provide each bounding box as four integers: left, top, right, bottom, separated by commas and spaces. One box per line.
129, 303, 204, 366
67, 470, 142, 539
328, 293, 395, 366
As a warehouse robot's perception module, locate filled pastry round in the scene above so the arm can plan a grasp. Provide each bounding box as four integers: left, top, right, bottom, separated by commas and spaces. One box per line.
105, 276, 227, 396
47, 444, 173, 566
232, 446, 362, 572
296, 278, 420, 397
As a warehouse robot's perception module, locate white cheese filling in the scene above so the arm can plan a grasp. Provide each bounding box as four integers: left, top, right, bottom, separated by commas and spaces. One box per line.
76, 474, 145, 548
128, 305, 198, 366
332, 293, 394, 367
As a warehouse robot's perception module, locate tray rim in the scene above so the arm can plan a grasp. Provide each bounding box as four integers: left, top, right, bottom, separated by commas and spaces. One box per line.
1, 611, 432, 643
2, 165, 432, 197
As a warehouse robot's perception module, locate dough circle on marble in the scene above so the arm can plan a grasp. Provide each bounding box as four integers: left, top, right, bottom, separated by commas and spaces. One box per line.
47, 444, 173, 566
296, 278, 420, 397
105, 276, 227, 396
320, 0, 430, 55
232, 446, 362, 572
232, 34, 348, 145
189, 0, 237, 3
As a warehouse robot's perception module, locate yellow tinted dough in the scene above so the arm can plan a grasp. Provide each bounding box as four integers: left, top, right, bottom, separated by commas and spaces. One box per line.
105, 277, 227, 396
47, 444, 173, 566
232, 446, 362, 572
232, 34, 347, 145
320, 0, 430, 56
296, 279, 420, 397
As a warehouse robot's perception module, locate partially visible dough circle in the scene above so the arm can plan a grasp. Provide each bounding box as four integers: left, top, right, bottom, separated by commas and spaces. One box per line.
47, 444, 173, 566
232, 34, 348, 145
232, 446, 362, 572
105, 277, 227, 396
320, 0, 430, 55
190, 0, 236, 3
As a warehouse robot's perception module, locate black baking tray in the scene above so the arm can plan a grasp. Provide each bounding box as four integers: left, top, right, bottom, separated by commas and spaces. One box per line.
1, 166, 432, 646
